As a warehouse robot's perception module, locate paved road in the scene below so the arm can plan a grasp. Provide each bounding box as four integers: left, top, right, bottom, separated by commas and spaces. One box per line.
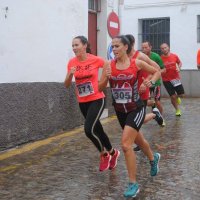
0, 98, 200, 200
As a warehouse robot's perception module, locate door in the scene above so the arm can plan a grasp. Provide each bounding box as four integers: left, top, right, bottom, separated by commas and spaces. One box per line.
88, 12, 97, 55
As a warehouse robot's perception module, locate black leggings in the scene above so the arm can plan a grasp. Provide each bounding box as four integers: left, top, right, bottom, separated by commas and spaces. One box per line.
79, 98, 112, 152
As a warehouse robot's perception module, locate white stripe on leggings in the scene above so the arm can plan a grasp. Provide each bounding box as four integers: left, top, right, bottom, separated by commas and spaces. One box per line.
91, 98, 105, 152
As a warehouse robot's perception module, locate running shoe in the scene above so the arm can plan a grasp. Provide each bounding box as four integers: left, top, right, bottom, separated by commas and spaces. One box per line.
109, 149, 120, 170
133, 145, 141, 152
124, 182, 140, 198
152, 108, 164, 126
175, 109, 181, 116
99, 153, 111, 171
150, 153, 161, 176
177, 97, 182, 105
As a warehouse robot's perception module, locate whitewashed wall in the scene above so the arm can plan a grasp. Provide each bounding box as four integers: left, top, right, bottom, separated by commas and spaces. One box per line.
120, 0, 200, 69
0, 0, 88, 150
0, 0, 88, 83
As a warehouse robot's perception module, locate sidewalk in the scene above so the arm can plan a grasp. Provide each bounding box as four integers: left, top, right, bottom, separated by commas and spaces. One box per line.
0, 98, 200, 200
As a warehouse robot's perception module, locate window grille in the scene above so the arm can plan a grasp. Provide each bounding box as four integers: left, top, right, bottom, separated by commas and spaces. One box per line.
138, 18, 170, 55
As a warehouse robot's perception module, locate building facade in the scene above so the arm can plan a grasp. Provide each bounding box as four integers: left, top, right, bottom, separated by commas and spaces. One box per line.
120, 0, 200, 69
0, 0, 118, 150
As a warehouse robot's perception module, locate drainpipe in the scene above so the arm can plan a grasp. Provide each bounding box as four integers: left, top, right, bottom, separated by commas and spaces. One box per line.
118, 0, 124, 34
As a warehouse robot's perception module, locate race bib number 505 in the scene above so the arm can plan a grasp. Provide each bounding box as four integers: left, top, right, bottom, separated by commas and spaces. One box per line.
77, 82, 94, 97
112, 88, 132, 104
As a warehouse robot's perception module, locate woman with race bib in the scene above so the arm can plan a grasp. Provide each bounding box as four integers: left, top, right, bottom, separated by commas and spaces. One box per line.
99, 35, 161, 198
160, 43, 185, 116
64, 36, 120, 172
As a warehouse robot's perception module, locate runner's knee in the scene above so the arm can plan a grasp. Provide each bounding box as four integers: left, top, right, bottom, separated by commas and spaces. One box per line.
121, 142, 132, 153
171, 94, 177, 100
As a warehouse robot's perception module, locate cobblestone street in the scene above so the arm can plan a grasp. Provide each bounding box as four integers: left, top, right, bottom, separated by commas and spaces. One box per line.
0, 98, 200, 200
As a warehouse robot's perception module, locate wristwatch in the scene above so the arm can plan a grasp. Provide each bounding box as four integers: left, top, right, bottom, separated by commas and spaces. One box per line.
150, 80, 156, 86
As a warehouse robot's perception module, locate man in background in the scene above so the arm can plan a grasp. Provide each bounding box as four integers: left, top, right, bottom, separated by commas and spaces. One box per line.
142, 41, 165, 126
160, 43, 184, 116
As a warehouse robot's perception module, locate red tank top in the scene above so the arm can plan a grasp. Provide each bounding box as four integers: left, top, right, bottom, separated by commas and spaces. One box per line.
132, 50, 150, 100
132, 50, 140, 59
109, 59, 144, 113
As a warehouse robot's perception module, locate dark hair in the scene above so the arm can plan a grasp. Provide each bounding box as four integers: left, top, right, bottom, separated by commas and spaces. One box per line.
160, 42, 169, 48
113, 35, 132, 54
74, 35, 91, 53
142, 41, 152, 47
125, 34, 135, 47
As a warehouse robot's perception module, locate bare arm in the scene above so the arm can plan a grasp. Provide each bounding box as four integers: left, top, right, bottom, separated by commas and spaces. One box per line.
138, 52, 160, 70
98, 61, 111, 92
139, 52, 167, 74
64, 66, 76, 88
175, 60, 182, 72
160, 68, 166, 74
136, 59, 161, 87
178, 60, 182, 68
138, 52, 161, 81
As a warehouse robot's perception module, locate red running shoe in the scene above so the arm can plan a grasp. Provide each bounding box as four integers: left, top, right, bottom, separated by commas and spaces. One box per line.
109, 149, 120, 170
99, 153, 111, 171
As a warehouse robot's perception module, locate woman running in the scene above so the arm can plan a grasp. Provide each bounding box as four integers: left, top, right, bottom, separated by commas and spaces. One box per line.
64, 36, 120, 172
99, 35, 161, 198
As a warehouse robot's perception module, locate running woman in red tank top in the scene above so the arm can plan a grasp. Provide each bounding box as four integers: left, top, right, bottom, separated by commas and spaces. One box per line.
99, 35, 161, 198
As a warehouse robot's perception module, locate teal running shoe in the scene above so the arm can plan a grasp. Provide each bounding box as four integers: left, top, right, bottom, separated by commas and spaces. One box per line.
124, 182, 140, 198
150, 153, 161, 176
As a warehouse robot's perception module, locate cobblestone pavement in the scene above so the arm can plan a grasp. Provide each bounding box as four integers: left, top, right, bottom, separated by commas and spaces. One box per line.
0, 98, 200, 200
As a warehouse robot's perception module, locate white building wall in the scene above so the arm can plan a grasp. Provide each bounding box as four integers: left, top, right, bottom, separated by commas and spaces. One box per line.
0, 0, 88, 83
121, 0, 200, 69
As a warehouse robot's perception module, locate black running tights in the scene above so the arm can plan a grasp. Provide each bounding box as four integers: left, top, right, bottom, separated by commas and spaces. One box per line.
79, 98, 112, 152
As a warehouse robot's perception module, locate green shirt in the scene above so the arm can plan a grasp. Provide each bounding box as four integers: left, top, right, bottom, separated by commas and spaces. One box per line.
149, 52, 164, 86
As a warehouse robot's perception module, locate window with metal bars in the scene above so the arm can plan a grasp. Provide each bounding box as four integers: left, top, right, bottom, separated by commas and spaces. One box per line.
138, 18, 170, 55
197, 15, 200, 43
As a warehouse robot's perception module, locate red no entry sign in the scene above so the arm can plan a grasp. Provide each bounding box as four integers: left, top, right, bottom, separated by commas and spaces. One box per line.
107, 11, 120, 38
